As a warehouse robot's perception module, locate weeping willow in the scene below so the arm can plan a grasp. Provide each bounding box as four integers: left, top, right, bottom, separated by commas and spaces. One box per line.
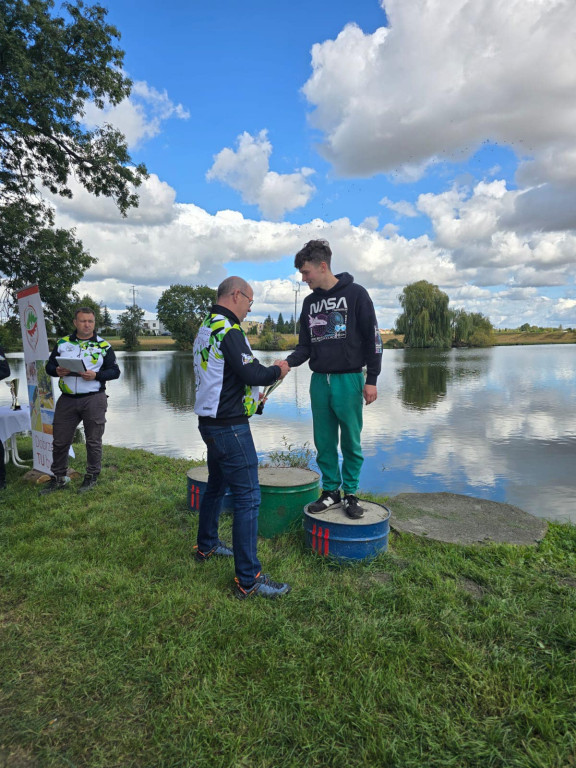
395, 281, 452, 348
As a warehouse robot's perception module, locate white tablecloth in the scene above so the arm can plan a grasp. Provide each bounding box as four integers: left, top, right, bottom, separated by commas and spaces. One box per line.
0, 405, 31, 443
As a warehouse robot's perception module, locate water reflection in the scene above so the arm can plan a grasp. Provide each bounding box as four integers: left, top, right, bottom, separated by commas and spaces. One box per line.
121, 354, 145, 403
160, 353, 196, 412
5, 345, 576, 523
398, 349, 485, 410
398, 349, 448, 410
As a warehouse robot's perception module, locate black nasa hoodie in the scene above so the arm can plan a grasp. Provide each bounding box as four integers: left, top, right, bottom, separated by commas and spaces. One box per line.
286, 272, 382, 385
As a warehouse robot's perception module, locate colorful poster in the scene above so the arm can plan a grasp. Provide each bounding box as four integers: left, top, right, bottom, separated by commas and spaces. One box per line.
17, 285, 55, 474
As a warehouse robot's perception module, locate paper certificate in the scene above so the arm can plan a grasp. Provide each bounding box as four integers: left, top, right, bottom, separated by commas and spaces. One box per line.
56, 356, 87, 374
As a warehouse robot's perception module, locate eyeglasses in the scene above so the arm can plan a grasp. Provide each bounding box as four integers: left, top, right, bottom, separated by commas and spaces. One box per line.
239, 290, 254, 307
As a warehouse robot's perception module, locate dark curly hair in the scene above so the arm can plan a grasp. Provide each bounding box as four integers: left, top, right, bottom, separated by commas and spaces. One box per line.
294, 239, 332, 269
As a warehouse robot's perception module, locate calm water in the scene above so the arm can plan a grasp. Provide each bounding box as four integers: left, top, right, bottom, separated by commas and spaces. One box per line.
6, 345, 576, 523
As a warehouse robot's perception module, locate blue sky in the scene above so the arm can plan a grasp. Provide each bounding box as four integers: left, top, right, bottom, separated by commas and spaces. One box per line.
49, 0, 576, 329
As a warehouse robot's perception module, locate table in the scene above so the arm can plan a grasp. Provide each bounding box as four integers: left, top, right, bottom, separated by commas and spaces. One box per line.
0, 405, 31, 468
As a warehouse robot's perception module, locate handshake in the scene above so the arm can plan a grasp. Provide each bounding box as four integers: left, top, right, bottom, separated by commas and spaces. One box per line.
274, 359, 291, 379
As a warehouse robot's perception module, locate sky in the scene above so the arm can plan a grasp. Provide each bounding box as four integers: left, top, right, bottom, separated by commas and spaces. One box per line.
49, 0, 576, 329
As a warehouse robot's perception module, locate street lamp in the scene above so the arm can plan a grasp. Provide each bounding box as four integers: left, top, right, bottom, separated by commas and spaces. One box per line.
292, 281, 302, 335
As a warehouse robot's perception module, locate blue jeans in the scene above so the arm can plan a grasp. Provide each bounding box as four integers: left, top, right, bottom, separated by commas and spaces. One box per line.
197, 422, 261, 586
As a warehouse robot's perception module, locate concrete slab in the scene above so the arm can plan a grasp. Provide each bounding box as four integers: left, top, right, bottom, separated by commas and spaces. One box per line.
389, 492, 547, 546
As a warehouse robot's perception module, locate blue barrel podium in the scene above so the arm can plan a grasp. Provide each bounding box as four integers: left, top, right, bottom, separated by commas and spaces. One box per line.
304, 499, 391, 561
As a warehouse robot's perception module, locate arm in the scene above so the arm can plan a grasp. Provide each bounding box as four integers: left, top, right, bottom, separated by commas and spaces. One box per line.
94, 346, 121, 382
45, 344, 65, 377
285, 307, 310, 368
357, 288, 382, 404
221, 328, 282, 386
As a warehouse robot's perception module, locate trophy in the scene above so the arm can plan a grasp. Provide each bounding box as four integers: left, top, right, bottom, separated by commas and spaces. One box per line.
6, 378, 21, 410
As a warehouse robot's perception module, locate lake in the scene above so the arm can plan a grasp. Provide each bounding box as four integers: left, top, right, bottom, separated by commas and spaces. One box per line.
6, 345, 576, 523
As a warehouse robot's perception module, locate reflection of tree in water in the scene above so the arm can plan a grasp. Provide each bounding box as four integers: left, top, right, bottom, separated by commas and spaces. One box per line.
160, 353, 196, 412
121, 354, 144, 405
398, 348, 486, 410
399, 352, 448, 410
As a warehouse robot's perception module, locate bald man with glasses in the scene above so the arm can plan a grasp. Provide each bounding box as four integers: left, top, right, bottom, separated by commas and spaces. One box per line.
193, 276, 291, 599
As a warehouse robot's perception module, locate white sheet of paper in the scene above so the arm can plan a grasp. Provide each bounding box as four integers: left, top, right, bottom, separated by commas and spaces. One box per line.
56, 356, 87, 374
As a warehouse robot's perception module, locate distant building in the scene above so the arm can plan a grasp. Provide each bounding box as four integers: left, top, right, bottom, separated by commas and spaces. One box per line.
241, 320, 263, 334
142, 318, 168, 335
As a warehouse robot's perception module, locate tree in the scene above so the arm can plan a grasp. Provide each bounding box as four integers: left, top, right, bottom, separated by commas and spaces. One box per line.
452, 309, 494, 347
258, 331, 287, 351
277, 312, 285, 333
118, 304, 144, 350
0, 0, 147, 321
395, 281, 452, 349
156, 284, 217, 349
261, 314, 275, 334
101, 304, 113, 332
467, 312, 494, 347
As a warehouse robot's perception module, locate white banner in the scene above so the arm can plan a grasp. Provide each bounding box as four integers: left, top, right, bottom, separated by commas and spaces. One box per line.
17, 285, 55, 474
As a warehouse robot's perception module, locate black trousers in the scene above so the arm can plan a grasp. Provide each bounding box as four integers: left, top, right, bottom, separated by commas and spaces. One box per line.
50, 392, 108, 477
0, 439, 5, 486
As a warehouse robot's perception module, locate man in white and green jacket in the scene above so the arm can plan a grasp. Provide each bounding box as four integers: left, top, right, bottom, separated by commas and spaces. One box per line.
42, 307, 120, 494
193, 277, 291, 600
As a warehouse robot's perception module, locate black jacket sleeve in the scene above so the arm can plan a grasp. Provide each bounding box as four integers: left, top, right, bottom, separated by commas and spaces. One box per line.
45, 344, 59, 377
221, 328, 280, 386
0, 346, 10, 381
285, 307, 311, 368
95, 347, 121, 382
356, 287, 382, 386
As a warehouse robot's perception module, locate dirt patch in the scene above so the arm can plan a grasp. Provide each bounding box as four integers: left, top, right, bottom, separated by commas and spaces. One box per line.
369, 572, 393, 585
0, 747, 39, 768
459, 578, 486, 599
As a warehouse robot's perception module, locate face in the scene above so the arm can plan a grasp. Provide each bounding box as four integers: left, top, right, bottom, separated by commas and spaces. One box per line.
235, 288, 253, 322
299, 261, 327, 290
74, 312, 96, 339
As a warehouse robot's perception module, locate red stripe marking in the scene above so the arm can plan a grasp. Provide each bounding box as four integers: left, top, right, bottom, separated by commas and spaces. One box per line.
312, 523, 317, 551
17, 284, 40, 300
324, 527, 330, 556
317, 527, 323, 554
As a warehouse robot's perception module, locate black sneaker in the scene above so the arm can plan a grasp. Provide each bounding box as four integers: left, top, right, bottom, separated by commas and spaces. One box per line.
234, 573, 291, 600
194, 540, 234, 562
39, 476, 70, 495
343, 494, 364, 519
308, 489, 341, 514
77, 474, 98, 494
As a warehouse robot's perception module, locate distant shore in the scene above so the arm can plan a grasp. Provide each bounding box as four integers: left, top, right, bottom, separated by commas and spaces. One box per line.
103, 329, 576, 352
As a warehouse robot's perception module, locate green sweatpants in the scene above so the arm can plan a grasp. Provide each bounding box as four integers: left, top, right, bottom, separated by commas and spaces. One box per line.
310, 371, 364, 496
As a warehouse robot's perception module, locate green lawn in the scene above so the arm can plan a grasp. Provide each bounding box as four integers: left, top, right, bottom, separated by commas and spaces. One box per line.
1, 442, 575, 767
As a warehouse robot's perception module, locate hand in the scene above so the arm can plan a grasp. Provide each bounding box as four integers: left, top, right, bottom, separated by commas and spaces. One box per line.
363, 384, 377, 405
80, 370, 97, 381
56, 366, 71, 377
276, 360, 290, 379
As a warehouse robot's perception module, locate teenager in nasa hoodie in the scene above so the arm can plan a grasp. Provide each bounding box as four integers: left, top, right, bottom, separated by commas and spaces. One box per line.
285, 239, 382, 519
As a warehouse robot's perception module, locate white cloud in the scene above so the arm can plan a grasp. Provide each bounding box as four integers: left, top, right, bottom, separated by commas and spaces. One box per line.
46, 173, 177, 225
81, 79, 190, 148
49, 174, 575, 330
380, 197, 419, 218
206, 130, 316, 220
302, 0, 576, 183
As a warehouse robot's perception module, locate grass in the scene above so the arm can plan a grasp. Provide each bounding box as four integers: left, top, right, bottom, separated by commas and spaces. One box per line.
1, 442, 576, 767
107, 336, 176, 351
493, 329, 576, 346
